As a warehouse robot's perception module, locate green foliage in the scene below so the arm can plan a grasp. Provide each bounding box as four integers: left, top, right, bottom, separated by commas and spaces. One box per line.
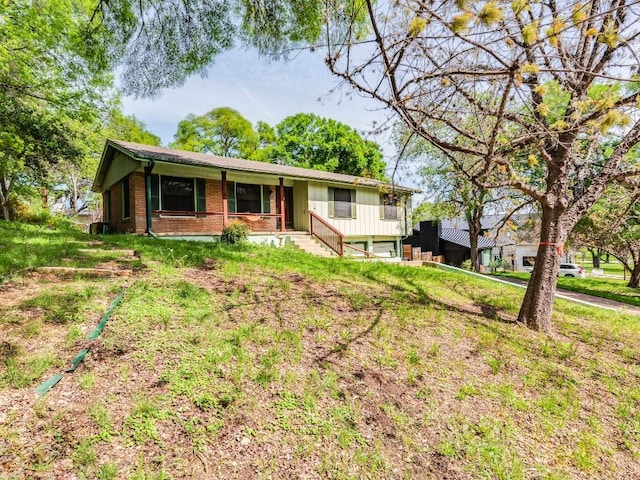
170, 107, 387, 178
220, 222, 249, 244
0, 0, 115, 220
571, 184, 640, 287
410, 201, 441, 225
105, 110, 162, 146
94, 0, 353, 96
269, 113, 387, 180
171, 107, 259, 158
489, 258, 513, 272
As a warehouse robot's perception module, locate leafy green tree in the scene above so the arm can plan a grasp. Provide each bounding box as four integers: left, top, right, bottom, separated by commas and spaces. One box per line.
395, 125, 522, 271
0, 0, 114, 219
250, 121, 278, 162
411, 202, 436, 226
572, 184, 640, 288
91, 0, 332, 96
321, 1, 640, 332
170, 107, 259, 158
49, 108, 162, 216
106, 111, 162, 146
0, 97, 90, 220
269, 113, 387, 180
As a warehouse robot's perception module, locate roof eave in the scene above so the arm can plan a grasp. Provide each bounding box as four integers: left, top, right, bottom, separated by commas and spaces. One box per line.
101, 140, 419, 193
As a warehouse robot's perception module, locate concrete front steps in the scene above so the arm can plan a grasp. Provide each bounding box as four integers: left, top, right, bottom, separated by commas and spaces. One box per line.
288, 234, 337, 257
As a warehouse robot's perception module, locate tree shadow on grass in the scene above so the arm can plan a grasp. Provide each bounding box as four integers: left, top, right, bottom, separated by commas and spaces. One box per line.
357, 265, 517, 325
315, 308, 382, 365
314, 266, 525, 366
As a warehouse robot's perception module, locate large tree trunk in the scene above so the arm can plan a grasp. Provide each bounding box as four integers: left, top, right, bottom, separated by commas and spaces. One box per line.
468, 220, 481, 272
627, 264, 640, 288
466, 205, 483, 272
627, 250, 640, 288
469, 235, 479, 271
517, 206, 567, 333
0, 176, 10, 221
588, 247, 601, 268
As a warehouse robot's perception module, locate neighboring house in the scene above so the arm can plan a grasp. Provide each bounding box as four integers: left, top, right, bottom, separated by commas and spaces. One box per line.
441, 214, 540, 270
92, 140, 415, 258
49, 185, 101, 227
403, 221, 495, 267
404, 214, 564, 269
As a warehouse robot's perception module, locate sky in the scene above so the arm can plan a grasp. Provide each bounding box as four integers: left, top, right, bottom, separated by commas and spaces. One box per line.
120, 48, 418, 188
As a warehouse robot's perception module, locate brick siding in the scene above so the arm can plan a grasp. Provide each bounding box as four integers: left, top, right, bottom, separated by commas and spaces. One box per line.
107, 173, 280, 235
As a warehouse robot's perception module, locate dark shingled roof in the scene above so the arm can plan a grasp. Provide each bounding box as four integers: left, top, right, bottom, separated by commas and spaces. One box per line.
440, 228, 495, 249
94, 140, 417, 193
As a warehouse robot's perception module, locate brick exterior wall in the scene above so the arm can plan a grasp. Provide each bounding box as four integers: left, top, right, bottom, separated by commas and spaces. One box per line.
104, 178, 136, 233
106, 173, 280, 235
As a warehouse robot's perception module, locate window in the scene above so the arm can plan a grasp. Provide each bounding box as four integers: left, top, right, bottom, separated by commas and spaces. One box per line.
121, 177, 130, 219
228, 182, 271, 213
372, 241, 395, 255
162, 176, 194, 212
380, 193, 399, 220
103, 191, 111, 223
522, 256, 536, 267
329, 187, 356, 219
150, 175, 206, 214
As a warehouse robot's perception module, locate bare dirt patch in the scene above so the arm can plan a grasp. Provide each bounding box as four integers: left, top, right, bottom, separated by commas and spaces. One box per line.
2, 255, 640, 479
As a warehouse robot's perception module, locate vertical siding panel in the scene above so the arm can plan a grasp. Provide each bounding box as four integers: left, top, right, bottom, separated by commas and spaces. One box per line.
103, 153, 140, 190
293, 180, 309, 231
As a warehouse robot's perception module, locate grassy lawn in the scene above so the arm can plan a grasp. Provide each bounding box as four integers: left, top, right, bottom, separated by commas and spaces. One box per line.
1, 221, 640, 479
576, 258, 626, 276
496, 271, 640, 307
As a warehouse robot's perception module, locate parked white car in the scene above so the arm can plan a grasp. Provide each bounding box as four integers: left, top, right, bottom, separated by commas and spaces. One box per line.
524, 263, 586, 278
558, 263, 586, 278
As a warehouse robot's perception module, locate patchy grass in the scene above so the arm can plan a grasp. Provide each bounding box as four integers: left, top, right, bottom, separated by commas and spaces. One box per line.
1, 222, 640, 478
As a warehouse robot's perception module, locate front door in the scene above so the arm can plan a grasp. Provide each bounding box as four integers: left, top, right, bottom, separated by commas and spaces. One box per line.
276, 186, 294, 229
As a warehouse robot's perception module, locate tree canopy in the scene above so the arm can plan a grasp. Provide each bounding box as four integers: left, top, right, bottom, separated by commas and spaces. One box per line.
170, 107, 259, 158
572, 183, 640, 288
319, 1, 640, 332
0, 0, 114, 220
106, 111, 162, 146
170, 108, 388, 179
90, 0, 331, 96
269, 113, 387, 180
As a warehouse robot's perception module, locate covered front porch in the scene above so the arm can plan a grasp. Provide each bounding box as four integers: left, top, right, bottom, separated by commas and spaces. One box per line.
143, 162, 309, 236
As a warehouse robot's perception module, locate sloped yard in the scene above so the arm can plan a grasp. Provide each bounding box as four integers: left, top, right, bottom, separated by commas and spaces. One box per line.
1, 222, 639, 479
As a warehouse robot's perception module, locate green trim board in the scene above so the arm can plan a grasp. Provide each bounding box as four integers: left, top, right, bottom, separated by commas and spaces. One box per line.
35, 291, 125, 397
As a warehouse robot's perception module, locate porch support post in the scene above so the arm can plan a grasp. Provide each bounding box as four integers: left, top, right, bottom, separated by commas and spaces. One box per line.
221, 171, 228, 228
144, 160, 155, 235
279, 177, 285, 232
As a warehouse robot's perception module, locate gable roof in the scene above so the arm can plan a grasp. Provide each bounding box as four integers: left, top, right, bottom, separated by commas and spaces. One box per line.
93, 140, 417, 193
